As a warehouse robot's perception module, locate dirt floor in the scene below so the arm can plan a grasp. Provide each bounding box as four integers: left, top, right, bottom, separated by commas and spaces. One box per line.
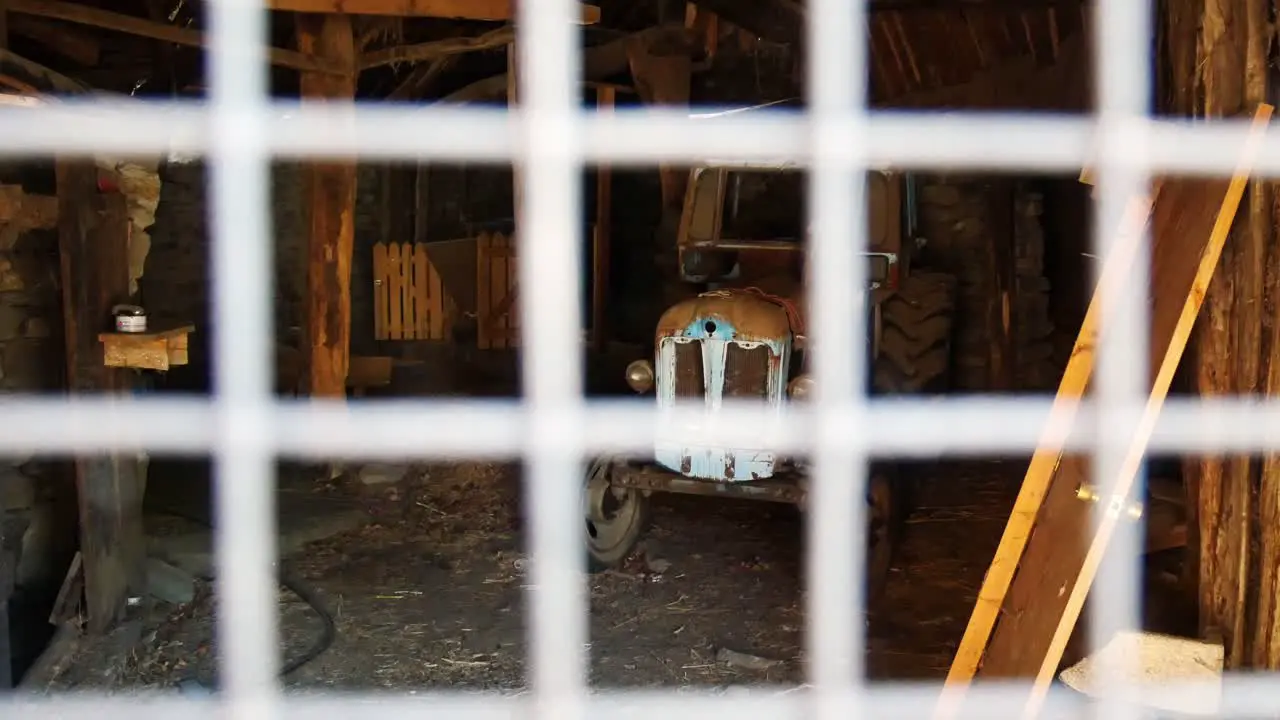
33, 457, 1190, 693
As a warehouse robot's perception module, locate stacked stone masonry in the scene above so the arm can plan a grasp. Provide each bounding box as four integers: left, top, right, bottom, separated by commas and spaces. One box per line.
917, 177, 1057, 392
141, 160, 383, 390
0, 165, 69, 652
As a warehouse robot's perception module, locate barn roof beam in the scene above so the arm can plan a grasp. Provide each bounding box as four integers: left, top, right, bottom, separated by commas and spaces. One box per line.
267, 0, 600, 23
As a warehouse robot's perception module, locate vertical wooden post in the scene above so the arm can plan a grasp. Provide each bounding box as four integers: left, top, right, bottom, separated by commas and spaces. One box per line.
56, 159, 145, 635
507, 39, 522, 222
592, 86, 614, 352
296, 14, 357, 398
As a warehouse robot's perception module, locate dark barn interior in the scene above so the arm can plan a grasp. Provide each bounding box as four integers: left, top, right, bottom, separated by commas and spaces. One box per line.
0, 0, 1278, 704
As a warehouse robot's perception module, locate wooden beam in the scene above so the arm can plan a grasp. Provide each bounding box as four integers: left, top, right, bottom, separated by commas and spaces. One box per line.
8, 14, 100, 65
6, 0, 345, 75
439, 25, 687, 103
359, 25, 513, 70
0, 45, 88, 94
297, 13, 358, 399
55, 159, 146, 635
268, 0, 599, 23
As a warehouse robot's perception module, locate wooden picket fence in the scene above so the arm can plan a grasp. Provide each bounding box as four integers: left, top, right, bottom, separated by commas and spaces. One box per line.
476, 231, 519, 350
372, 242, 451, 341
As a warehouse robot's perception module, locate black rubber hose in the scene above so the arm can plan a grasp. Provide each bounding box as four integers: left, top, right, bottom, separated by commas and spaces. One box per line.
154, 504, 336, 681
276, 565, 337, 678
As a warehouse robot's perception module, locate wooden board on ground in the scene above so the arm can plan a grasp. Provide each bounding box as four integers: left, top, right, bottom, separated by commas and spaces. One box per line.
937, 104, 1272, 719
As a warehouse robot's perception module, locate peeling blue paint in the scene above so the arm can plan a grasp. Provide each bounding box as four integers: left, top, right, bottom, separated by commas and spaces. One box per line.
653, 313, 791, 482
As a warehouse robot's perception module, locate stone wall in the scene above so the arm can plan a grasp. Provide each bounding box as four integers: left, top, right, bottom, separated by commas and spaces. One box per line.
918, 176, 1057, 392
0, 163, 73, 683
141, 161, 383, 390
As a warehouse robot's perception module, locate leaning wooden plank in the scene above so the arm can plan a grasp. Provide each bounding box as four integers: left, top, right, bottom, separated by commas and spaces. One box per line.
1020, 104, 1273, 719
937, 184, 1164, 705
937, 103, 1272, 719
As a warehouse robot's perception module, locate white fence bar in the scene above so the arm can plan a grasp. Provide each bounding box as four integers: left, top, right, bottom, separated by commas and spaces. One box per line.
11, 396, 1280, 456
9, 674, 1280, 719
3, 103, 1279, 174
513, 1, 588, 719
207, 0, 281, 712
1088, 0, 1155, 713
805, 0, 868, 715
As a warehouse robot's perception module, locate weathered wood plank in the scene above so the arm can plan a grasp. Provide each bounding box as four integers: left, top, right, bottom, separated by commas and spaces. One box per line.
297, 12, 357, 397
941, 105, 1270, 718
941, 183, 1162, 696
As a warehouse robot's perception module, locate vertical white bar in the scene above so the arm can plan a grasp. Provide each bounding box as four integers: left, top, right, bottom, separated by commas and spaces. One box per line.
207, 0, 280, 711
514, 1, 586, 719
806, 0, 869, 714
1090, 0, 1151, 714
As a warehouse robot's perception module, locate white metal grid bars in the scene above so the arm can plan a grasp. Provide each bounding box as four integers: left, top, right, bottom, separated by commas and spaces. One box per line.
0, 0, 1276, 717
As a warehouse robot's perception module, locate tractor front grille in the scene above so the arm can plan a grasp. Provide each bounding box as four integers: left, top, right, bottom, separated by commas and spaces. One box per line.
723, 343, 771, 399
672, 341, 705, 398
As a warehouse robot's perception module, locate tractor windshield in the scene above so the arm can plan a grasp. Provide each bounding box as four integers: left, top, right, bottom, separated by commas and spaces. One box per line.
718, 169, 806, 242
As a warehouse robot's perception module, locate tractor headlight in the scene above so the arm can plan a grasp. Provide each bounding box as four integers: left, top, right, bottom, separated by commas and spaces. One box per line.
788, 374, 815, 400
625, 359, 654, 393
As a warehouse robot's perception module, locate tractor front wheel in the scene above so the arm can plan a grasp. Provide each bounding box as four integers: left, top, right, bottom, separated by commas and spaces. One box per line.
583, 458, 651, 573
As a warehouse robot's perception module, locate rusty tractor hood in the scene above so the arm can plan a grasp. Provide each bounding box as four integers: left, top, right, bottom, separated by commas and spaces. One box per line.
656, 290, 796, 343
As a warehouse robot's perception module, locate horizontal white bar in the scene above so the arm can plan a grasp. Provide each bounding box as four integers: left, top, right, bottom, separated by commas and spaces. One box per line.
0, 101, 1274, 174
2, 673, 1278, 719
0, 395, 1276, 457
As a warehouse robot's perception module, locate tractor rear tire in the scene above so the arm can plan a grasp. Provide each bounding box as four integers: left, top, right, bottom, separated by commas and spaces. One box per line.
873, 271, 958, 394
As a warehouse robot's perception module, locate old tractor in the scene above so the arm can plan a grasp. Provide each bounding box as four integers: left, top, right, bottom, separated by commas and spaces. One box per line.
583, 159, 958, 603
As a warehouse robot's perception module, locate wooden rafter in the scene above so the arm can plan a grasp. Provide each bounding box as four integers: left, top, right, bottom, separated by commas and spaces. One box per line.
890, 11, 922, 85
359, 25, 513, 70
267, 0, 600, 23
6, 0, 347, 75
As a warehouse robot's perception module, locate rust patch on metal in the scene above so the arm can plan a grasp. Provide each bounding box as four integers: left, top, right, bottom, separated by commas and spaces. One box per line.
656, 292, 793, 342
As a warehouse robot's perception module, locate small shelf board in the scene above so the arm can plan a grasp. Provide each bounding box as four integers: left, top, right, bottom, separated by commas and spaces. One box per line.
99, 324, 195, 371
